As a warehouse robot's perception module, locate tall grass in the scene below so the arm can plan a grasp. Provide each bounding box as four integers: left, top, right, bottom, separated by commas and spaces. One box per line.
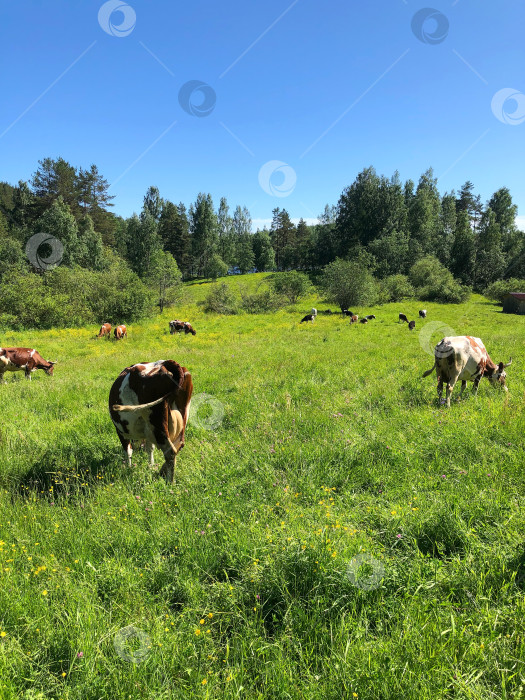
1, 279, 524, 699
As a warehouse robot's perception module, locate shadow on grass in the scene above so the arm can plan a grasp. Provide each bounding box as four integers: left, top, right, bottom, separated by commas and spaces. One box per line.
9, 442, 136, 502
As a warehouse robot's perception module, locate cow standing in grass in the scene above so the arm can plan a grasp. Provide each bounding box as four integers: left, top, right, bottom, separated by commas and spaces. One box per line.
109, 360, 193, 483
423, 336, 512, 407
114, 325, 127, 340
96, 323, 112, 339
0, 348, 57, 382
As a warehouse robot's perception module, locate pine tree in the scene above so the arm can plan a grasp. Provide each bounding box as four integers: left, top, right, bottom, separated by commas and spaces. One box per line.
142, 186, 164, 222
158, 201, 192, 278
475, 208, 505, 289
252, 228, 275, 271
270, 208, 295, 270
190, 193, 219, 276
450, 209, 476, 286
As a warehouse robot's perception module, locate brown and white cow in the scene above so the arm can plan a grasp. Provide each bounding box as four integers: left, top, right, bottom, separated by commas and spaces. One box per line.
169, 320, 196, 336
350, 314, 359, 324
96, 323, 112, 339
423, 336, 511, 407
0, 347, 57, 382
114, 325, 127, 340
109, 360, 193, 483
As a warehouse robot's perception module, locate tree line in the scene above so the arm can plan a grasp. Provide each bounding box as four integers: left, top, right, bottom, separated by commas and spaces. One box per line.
0, 157, 523, 327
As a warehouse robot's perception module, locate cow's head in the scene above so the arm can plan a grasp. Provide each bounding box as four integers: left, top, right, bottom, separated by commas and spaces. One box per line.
487, 358, 511, 389
46, 360, 58, 376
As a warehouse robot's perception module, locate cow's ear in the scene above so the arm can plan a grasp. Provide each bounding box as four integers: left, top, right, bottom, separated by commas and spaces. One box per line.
498, 362, 504, 370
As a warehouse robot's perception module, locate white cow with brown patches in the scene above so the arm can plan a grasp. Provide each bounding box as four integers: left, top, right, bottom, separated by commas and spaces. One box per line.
423, 336, 511, 407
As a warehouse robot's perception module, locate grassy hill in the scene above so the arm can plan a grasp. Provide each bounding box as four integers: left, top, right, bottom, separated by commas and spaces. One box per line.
0, 282, 524, 699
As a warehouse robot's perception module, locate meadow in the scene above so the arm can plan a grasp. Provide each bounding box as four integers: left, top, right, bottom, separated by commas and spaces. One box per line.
1, 273, 525, 699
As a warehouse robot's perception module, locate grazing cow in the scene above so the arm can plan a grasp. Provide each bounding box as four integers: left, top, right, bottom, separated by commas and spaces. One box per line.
323, 309, 333, 315
350, 315, 359, 324
109, 359, 193, 483
366, 315, 376, 320
399, 313, 408, 323
114, 325, 127, 340
96, 323, 112, 339
422, 336, 512, 407
342, 309, 354, 317
408, 320, 416, 330
311, 308, 318, 317
0, 347, 57, 382
169, 320, 197, 336
300, 314, 316, 324
359, 318, 368, 324
419, 309, 427, 318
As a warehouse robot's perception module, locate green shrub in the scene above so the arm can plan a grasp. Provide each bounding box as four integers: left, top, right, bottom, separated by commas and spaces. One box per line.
409, 256, 470, 304
239, 287, 284, 313
321, 258, 378, 310
203, 282, 238, 314
484, 278, 525, 303
381, 274, 414, 302
268, 271, 313, 304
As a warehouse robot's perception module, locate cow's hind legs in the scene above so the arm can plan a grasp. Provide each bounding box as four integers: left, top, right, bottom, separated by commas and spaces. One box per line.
459, 381, 467, 400
158, 439, 177, 483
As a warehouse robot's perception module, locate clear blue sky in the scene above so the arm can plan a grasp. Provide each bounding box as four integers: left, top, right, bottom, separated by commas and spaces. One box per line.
1, 0, 524, 229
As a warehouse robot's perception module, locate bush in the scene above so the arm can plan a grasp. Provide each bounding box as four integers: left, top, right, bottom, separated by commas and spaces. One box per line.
0, 262, 153, 330
381, 274, 414, 302
484, 278, 525, 304
268, 271, 313, 304
409, 256, 470, 304
204, 254, 228, 280
203, 282, 238, 314
321, 258, 378, 310
239, 287, 284, 314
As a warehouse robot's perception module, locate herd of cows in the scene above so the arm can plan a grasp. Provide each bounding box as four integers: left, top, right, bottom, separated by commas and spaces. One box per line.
0, 310, 514, 482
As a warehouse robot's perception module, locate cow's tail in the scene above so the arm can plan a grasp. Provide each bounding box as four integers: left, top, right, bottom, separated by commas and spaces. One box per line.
422, 361, 436, 378
112, 392, 172, 412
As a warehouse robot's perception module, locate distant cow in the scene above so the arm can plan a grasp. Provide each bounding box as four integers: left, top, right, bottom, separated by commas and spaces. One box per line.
109, 360, 193, 483
114, 325, 127, 340
96, 323, 112, 339
311, 308, 318, 317
342, 309, 354, 317
399, 313, 408, 323
0, 347, 57, 382
408, 320, 416, 330
366, 315, 376, 320
419, 309, 427, 318
359, 318, 368, 324
300, 314, 316, 324
169, 320, 197, 336
350, 315, 359, 324
323, 309, 333, 315
422, 336, 512, 407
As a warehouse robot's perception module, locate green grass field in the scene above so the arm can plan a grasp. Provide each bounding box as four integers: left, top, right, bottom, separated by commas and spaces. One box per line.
1, 275, 525, 699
